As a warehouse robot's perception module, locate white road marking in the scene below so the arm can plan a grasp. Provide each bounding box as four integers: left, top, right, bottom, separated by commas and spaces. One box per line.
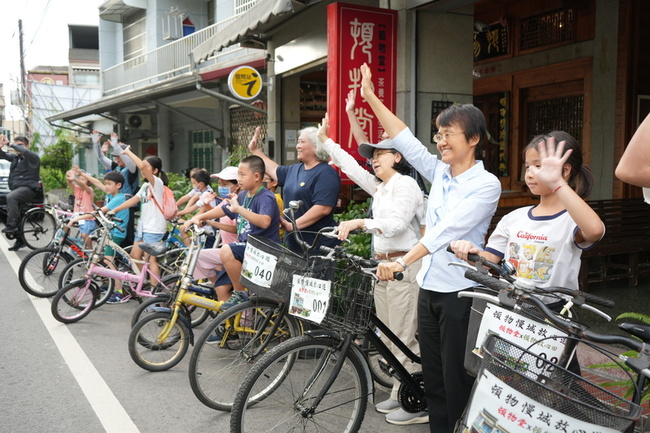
1, 236, 139, 433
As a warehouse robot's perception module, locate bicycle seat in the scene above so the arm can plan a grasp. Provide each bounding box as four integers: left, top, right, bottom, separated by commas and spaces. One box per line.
619, 322, 650, 343
139, 241, 169, 257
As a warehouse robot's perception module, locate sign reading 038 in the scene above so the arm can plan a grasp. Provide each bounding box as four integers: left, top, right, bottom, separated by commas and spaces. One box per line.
227, 66, 263, 100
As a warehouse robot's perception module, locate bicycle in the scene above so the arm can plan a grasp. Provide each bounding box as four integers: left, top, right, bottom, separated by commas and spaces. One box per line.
129, 226, 306, 374
18, 206, 90, 297
229, 241, 424, 432
50, 210, 172, 323
187, 201, 341, 411
448, 251, 650, 433
1, 200, 58, 250
56, 219, 185, 304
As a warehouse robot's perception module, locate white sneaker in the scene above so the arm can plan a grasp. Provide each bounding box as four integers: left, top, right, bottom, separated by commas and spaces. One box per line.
385, 408, 429, 425
375, 399, 400, 414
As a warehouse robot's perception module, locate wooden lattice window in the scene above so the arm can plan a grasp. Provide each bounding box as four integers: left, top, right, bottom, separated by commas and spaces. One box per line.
520, 8, 574, 51
526, 95, 583, 143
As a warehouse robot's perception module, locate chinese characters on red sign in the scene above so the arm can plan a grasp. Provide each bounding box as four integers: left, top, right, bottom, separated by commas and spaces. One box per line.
327, 3, 397, 183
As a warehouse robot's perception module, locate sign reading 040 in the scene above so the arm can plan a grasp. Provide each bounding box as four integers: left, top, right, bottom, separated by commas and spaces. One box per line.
227, 66, 263, 100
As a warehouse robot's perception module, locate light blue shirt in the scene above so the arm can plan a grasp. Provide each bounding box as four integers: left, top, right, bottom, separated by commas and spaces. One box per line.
392, 127, 502, 292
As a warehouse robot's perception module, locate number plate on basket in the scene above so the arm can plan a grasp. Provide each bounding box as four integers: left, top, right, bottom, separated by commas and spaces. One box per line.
474, 304, 568, 364
464, 370, 619, 433
241, 242, 278, 288
288, 274, 331, 324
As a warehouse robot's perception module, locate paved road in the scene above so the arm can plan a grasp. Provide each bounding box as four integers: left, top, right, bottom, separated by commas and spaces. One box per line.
0, 234, 430, 433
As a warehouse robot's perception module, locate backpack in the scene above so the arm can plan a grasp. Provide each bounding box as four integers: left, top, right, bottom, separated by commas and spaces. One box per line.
149, 184, 178, 221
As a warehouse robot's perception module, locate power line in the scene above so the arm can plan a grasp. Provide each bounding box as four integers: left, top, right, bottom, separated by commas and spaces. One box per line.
23, 0, 53, 59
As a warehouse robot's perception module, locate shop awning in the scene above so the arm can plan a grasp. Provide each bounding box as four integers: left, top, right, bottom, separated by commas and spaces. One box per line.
46, 74, 198, 123
192, 0, 302, 64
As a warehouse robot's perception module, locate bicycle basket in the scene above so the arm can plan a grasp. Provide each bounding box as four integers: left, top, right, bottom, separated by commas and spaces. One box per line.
459, 334, 640, 433
289, 261, 375, 335
464, 292, 570, 377
240, 235, 307, 302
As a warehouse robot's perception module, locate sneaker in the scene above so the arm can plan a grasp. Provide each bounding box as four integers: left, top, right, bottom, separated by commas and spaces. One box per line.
375, 399, 400, 414
220, 291, 249, 311
385, 409, 429, 425
107, 292, 131, 304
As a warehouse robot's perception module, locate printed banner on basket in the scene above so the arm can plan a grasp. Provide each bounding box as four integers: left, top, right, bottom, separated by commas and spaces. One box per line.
288, 274, 331, 324
240, 242, 278, 289
474, 303, 569, 366
463, 369, 618, 433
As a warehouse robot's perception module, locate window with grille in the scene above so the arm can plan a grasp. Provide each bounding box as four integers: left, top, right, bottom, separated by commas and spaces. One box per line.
190, 130, 214, 173
526, 95, 584, 143
123, 10, 146, 61
520, 8, 574, 51
230, 105, 268, 158
235, 0, 257, 15
429, 100, 454, 143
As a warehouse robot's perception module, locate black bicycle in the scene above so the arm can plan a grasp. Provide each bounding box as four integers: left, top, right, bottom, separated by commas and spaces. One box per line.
1, 200, 57, 250
229, 241, 423, 432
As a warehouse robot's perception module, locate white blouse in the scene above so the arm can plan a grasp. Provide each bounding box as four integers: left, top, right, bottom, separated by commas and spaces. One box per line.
323, 138, 424, 254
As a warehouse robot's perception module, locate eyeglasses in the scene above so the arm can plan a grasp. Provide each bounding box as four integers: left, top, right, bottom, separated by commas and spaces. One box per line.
433, 131, 464, 143
371, 150, 395, 160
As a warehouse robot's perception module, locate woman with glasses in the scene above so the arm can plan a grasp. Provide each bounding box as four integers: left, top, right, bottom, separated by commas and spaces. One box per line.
358, 62, 502, 433
317, 89, 426, 425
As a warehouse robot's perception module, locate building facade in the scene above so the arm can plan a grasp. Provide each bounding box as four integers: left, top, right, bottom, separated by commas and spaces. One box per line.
48, 0, 647, 203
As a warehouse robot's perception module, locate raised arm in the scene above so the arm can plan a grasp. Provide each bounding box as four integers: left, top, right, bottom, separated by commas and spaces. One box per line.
360, 63, 408, 139
68, 168, 94, 195
110, 133, 136, 173
535, 138, 605, 243
120, 145, 153, 183
75, 166, 107, 193
92, 130, 112, 170
345, 89, 369, 145
248, 127, 278, 180
616, 113, 650, 188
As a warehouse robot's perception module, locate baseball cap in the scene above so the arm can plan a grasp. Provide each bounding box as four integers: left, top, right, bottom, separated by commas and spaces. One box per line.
211, 166, 239, 181
357, 139, 396, 160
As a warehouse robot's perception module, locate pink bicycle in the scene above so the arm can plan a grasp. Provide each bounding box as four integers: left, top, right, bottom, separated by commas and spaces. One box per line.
50, 210, 173, 323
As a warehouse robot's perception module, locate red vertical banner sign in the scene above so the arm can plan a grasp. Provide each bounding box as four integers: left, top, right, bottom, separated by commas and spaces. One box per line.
327, 3, 398, 183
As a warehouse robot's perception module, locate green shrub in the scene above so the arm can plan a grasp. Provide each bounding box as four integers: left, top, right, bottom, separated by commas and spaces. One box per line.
167, 171, 191, 200
40, 129, 77, 191
334, 199, 372, 258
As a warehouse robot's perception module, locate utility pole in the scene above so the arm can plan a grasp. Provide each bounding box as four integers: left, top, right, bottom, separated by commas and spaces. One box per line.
18, 19, 28, 134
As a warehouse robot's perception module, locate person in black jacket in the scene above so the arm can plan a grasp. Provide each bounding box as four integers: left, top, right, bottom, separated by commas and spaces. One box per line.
0, 134, 42, 251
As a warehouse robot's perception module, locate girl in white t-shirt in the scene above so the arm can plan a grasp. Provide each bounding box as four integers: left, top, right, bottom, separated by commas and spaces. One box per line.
451, 131, 605, 294
109, 146, 168, 288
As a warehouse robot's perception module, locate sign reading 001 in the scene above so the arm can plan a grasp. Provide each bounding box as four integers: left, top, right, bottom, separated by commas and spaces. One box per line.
227, 66, 263, 100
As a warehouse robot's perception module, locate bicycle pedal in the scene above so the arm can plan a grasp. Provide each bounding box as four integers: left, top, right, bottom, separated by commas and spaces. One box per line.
378, 358, 395, 377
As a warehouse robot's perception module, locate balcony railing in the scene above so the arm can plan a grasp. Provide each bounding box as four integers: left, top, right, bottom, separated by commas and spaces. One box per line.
103, 15, 263, 96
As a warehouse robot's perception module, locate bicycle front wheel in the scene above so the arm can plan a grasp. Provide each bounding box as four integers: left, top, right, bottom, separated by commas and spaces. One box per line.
189, 299, 301, 412
128, 311, 190, 372
59, 258, 115, 307
51, 280, 97, 324
18, 247, 72, 297
21, 208, 57, 249
230, 335, 368, 432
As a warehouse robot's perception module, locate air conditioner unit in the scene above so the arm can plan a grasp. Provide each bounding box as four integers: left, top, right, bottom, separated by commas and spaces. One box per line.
126, 114, 151, 130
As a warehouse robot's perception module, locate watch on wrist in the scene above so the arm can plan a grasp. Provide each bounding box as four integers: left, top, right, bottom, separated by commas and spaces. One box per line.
395, 257, 408, 270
